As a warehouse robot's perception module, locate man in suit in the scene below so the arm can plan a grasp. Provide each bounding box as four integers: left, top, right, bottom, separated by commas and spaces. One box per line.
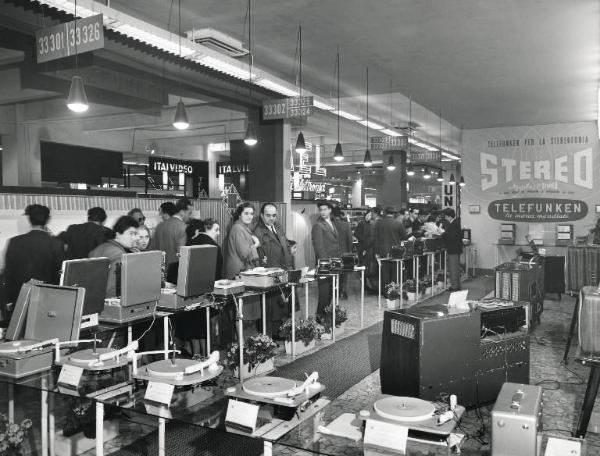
311, 201, 341, 319
333, 207, 353, 300
441, 207, 463, 291
254, 203, 293, 336
4, 204, 65, 304
59, 207, 112, 259
152, 198, 192, 267
375, 206, 407, 290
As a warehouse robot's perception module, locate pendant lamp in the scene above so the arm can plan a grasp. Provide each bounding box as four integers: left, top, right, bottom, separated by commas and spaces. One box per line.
436, 169, 443, 182
295, 25, 305, 153
423, 167, 431, 179
334, 50, 344, 161
243, 0, 257, 146
363, 67, 371, 167
172, 0, 189, 130
406, 165, 415, 176
386, 154, 396, 171
363, 149, 372, 167
459, 176, 466, 187
449, 173, 456, 184
66, 0, 89, 113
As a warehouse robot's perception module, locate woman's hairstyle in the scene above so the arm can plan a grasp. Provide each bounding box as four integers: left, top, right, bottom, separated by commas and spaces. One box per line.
137, 224, 150, 236
233, 202, 255, 221
113, 215, 139, 236
202, 217, 218, 231
186, 218, 204, 240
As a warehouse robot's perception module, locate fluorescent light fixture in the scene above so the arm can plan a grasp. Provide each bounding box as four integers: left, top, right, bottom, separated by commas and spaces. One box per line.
358, 120, 384, 130
332, 110, 362, 121
207, 142, 229, 153
199, 55, 255, 80
380, 128, 403, 137
255, 78, 299, 97
408, 137, 418, 145
441, 151, 460, 160
313, 100, 335, 111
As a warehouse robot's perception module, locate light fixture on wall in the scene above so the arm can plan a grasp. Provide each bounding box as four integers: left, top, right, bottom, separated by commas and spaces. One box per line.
459, 176, 466, 187
243, 0, 257, 146
294, 24, 306, 153
172, 0, 189, 130
436, 169, 443, 182
363, 67, 372, 167
386, 153, 396, 171
423, 167, 431, 179
449, 173, 456, 184
66, 0, 89, 113
406, 164, 415, 176
333, 49, 344, 162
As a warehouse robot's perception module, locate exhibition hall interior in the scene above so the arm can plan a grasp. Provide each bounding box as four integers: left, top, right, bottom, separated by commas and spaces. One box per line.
0, 0, 599, 455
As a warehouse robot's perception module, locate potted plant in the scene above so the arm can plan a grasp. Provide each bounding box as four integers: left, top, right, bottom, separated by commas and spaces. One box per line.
0, 413, 32, 456
226, 334, 278, 379
320, 304, 348, 339
279, 317, 324, 355
422, 275, 433, 295
435, 270, 445, 290
403, 279, 417, 301
384, 282, 402, 309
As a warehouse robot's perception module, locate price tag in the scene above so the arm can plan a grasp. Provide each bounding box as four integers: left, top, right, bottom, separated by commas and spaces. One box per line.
144, 382, 174, 406
58, 364, 83, 387
225, 399, 260, 433
363, 419, 408, 453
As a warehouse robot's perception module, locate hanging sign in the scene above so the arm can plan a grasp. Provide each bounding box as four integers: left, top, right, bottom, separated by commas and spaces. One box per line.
488, 197, 588, 222
216, 162, 250, 176
442, 181, 457, 211
262, 96, 313, 120
36, 14, 104, 63
370, 136, 408, 151
411, 149, 442, 163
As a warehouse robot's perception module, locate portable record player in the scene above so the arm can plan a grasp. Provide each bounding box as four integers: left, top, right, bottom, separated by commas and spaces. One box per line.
56, 340, 139, 372
100, 251, 162, 323
226, 372, 324, 421
317, 259, 332, 274
423, 237, 443, 253
0, 281, 85, 378
213, 279, 245, 296
341, 254, 358, 271
159, 245, 217, 310
240, 267, 286, 289
132, 350, 223, 387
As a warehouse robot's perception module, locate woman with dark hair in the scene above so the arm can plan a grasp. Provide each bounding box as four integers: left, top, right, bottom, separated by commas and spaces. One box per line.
224, 202, 259, 278
89, 215, 139, 297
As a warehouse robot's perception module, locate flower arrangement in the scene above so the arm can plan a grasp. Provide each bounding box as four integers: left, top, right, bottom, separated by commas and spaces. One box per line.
421, 275, 433, 288
384, 282, 402, 300
226, 334, 278, 371
279, 317, 324, 346
403, 279, 417, 292
0, 413, 32, 455
318, 304, 348, 333
435, 270, 445, 283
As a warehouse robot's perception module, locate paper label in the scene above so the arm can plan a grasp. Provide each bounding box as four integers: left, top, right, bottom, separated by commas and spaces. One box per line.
225, 399, 260, 433
363, 419, 408, 453
144, 382, 174, 406
545, 437, 581, 456
58, 364, 83, 387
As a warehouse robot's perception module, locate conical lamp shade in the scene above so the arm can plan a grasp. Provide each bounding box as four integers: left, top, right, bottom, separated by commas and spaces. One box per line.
244, 121, 258, 146
406, 165, 415, 176
423, 167, 431, 179
67, 76, 89, 113
459, 176, 466, 187
449, 173, 456, 184
173, 100, 189, 130
386, 154, 396, 171
363, 149, 372, 167
436, 169, 443, 182
295, 132, 306, 153
334, 143, 344, 161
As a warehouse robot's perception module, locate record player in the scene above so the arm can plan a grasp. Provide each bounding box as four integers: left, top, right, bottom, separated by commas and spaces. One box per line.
56, 340, 139, 372
391, 240, 414, 259
213, 279, 245, 296
225, 372, 325, 423
159, 245, 216, 310
0, 281, 85, 378
100, 251, 162, 323
240, 267, 286, 289
422, 237, 443, 253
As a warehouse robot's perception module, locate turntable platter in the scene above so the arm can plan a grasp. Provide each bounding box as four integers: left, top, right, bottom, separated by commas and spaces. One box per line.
373, 397, 435, 423
145, 358, 200, 379
68, 348, 116, 366
0, 340, 39, 353
242, 377, 297, 399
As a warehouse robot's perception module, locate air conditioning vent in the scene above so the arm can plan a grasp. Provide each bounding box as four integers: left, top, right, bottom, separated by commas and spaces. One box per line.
185, 28, 248, 58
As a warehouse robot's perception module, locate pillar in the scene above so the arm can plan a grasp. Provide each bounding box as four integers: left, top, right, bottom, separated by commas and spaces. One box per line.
2, 105, 42, 186
379, 150, 407, 209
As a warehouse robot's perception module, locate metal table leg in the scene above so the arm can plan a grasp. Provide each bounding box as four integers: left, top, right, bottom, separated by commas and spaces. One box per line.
305, 281, 309, 319
96, 402, 104, 456
264, 441, 273, 456
399, 260, 404, 308
237, 297, 244, 382
378, 259, 382, 309
415, 257, 420, 301
291, 285, 296, 357
564, 295, 580, 364
360, 269, 365, 329
262, 293, 267, 335
431, 253, 435, 297
163, 316, 169, 360
49, 388, 55, 456
7, 383, 14, 421
158, 417, 166, 456
575, 364, 600, 438
206, 306, 211, 354
333, 274, 338, 342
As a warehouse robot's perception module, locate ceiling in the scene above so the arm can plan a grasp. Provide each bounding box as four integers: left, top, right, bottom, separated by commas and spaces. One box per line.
110, 0, 600, 130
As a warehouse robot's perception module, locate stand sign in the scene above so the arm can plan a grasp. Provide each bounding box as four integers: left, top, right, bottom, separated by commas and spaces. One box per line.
263, 96, 313, 120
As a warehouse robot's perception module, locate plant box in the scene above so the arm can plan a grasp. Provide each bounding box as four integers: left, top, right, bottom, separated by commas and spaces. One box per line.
284, 339, 315, 355
437, 281, 444, 289
425, 286, 433, 295
322, 324, 345, 340
55, 420, 119, 456
406, 292, 417, 301
235, 357, 275, 379
386, 298, 400, 309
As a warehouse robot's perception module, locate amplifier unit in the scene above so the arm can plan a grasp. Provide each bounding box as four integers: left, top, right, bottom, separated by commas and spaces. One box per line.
494, 263, 544, 325
491, 383, 542, 456
480, 303, 528, 336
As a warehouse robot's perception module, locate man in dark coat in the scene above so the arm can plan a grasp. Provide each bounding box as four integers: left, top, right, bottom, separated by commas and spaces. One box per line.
59, 207, 112, 259
152, 198, 191, 267
4, 204, 65, 304
311, 201, 341, 320
333, 207, 353, 299
441, 208, 463, 291
375, 207, 407, 290
253, 203, 293, 336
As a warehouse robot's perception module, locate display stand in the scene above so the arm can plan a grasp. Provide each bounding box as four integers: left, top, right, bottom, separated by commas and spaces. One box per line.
575, 355, 600, 438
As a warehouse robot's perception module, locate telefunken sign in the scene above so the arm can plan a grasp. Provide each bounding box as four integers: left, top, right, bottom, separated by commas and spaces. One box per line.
488, 198, 588, 222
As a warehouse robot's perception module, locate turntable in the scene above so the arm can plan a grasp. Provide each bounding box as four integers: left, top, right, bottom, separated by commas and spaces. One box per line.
213, 279, 245, 296
132, 350, 223, 387
0, 281, 85, 378
240, 267, 286, 289
226, 372, 324, 421
56, 340, 139, 371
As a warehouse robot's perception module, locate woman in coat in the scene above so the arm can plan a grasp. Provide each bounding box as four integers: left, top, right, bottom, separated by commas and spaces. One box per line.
224, 203, 259, 278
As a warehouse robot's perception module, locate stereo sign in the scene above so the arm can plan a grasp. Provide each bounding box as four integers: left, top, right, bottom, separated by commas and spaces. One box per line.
488, 198, 588, 222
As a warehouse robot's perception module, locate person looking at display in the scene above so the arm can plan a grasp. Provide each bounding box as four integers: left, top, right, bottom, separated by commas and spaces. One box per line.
332, 206, 353, 300
441, 208, 463, 291
152, 197, 192, 267
89, 215, 139, 297
4, 204, 65, 305
134, 225, 151, 252
59, 206, 112, 259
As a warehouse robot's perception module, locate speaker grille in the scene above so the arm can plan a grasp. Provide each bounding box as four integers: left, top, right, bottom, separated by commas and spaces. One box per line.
390, 319, 416, 339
